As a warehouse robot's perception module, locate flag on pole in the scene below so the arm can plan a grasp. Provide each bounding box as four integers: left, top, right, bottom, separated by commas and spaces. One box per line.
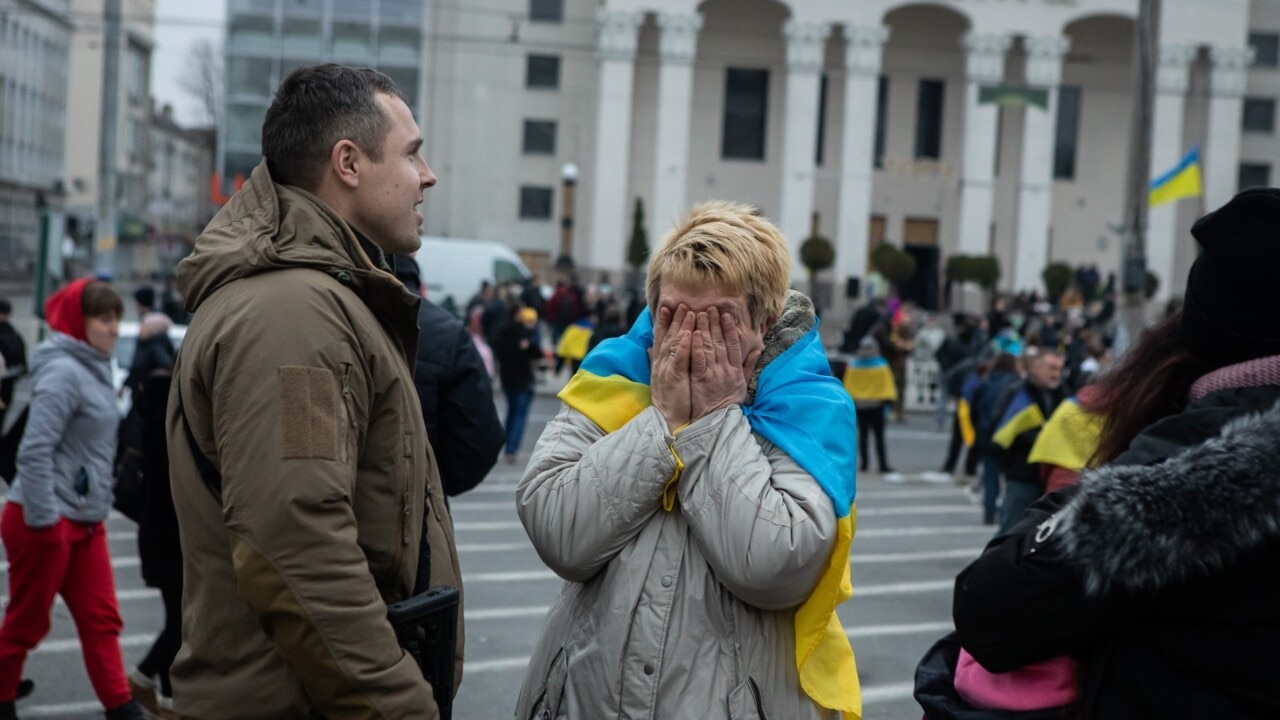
1149, 147, 1203, 208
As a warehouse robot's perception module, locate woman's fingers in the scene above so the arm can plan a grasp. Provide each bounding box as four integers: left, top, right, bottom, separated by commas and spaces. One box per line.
722, 311, 743, 370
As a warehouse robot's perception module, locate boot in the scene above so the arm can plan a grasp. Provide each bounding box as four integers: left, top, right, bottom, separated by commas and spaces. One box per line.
104, 700, 145, 720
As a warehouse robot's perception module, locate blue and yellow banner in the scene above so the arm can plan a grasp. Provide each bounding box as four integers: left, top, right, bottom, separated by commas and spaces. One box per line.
1028, 396, 1104, 470
992, 387, 1046, 449
842, 357, 897, 404
558, 308, 863, 716
1149, 147, 1203, 209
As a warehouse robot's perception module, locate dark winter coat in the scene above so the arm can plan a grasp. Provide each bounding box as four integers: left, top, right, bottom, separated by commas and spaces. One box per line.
125, 332, 175, 395
137, 370, 181, 589
971, 369, 1020, 450
493, 320, 542, 390
953, 385, 1280, 719
0, 319, 27, 410
412, 299, 504, 497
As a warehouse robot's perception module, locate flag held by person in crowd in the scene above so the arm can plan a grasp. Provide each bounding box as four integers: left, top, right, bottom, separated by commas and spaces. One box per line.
1149, 147, 1203, 209
992, 388, 1047, 449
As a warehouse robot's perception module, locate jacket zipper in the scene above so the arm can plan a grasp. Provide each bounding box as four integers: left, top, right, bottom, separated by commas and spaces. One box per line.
747, 677, 768, 720
339, 363, 355, 464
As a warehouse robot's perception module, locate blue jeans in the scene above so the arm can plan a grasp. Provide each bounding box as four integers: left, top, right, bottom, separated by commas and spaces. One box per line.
980, 453, 1002, 521
503, 386, 535, 455
999, 478, 1043, 533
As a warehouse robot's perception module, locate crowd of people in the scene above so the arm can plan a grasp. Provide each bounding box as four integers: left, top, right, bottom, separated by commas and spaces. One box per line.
0, 61, 1278, 720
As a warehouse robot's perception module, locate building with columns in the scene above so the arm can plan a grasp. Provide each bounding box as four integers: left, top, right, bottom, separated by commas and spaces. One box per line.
422, 0, 1261, 306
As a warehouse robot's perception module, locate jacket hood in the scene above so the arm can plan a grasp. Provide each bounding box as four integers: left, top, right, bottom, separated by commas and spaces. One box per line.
179, 160, 404, 313
1057, 386, 1280, 596
31, 333, 112, 384
45, 277, 92, 341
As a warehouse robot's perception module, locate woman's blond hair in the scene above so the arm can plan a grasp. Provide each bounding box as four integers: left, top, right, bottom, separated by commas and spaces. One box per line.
646, 201, 791, 327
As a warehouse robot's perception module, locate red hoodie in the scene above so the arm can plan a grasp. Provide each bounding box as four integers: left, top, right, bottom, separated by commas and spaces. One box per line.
44, 277, 92, 342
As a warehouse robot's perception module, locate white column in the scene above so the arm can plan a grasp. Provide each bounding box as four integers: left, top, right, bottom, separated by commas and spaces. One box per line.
957, 33, 1012, 256
1145, 44, 1196, 301
587, 9, 645, 272
1012, 36, 1071, 292
835, 24, 890, 295
649, 12, 703, 238
1204, 46, 1254, 211
778, 20, 830, 277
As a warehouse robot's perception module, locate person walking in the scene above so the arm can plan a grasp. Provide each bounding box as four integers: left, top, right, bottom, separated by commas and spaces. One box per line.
493, 306, 543, 464
166, 65, 462, 718
0, 278, 143, 720
951, 187, 1280, 718
125, 368, 180, 719
989, 348, 1066, 530
971, 353, 1022, 525
514, 202, 861, 719
843, 336, 898, 477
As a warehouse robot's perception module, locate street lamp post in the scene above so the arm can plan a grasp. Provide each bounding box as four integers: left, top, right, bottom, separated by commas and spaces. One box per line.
556, 163, 579, 274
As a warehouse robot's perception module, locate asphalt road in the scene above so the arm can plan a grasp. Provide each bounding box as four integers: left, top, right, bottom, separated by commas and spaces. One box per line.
2, 393, 989, 720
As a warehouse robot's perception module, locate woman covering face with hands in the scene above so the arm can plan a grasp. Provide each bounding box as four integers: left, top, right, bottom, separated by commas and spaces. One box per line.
514, 202, 864, 720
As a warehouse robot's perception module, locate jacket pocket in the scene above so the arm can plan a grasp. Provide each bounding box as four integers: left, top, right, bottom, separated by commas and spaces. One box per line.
728, 677, 769, 720
527, 647, 569, 720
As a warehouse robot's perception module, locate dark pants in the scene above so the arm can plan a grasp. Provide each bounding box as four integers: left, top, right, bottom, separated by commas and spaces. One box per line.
137, 585, 181, 697
999, 478, 1044, 532
856, 405, 891, 472
980, 452, 1002, 523
942, 415, 981, 475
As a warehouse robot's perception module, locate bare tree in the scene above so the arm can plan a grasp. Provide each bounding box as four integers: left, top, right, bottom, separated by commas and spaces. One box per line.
181, 38, 224, 128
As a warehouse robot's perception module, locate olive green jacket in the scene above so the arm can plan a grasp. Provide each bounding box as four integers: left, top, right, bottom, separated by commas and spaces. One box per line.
167, 161, 463, 719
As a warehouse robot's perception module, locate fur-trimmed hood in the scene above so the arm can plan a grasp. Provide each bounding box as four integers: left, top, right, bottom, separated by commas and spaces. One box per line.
745, 290, 815, 404
1055, 389, 1280, 597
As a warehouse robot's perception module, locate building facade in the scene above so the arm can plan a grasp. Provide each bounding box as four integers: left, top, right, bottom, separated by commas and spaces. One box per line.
0, 0, 73, 276
219, 0, 425, 187
147, 102, 214, 276
64, 0, 156, 277
420, 0, 1261, 307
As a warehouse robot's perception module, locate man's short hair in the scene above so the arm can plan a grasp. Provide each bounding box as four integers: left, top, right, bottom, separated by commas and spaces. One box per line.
261, 64, 408, 191
0, 298, 11, 316
646, 201, 791, 327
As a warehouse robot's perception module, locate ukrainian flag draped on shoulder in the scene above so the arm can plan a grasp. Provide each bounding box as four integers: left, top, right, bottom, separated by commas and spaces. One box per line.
558, 307, 863, 716
1028, 395, 1104, 470
992, 386, 1046, 449
842, 357, 897, 403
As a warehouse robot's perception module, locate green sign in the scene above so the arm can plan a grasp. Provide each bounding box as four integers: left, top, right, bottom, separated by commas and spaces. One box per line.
978, 84, 1050, 110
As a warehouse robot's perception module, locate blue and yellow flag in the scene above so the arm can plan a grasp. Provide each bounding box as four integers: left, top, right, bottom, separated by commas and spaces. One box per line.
558, 308, 863, 716
842, 357, 897, 404
992, 387, 1046, 450
1149, 147, 1203, 209
957, 374, 983, 448
555, 320, 594, 361
1028, 396, 1104, 470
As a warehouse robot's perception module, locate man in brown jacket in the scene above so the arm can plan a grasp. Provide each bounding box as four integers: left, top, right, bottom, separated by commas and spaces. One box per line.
166, 64, 462, 718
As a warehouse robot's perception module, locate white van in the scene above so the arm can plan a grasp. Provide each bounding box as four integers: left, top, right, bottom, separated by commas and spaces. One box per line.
414, 237, 532, 314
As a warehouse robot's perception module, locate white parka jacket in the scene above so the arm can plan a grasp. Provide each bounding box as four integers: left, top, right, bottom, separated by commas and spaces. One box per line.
514, 295, 840, 720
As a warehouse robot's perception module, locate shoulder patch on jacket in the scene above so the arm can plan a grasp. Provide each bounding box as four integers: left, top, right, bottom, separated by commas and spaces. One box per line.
279, 366, 339, 460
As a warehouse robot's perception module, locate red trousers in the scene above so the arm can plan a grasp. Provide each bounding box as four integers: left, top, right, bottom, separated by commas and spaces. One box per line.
0, 502, 130, 707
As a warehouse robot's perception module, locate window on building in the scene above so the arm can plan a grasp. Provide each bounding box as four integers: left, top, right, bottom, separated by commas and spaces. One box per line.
519, 186, 554, 219
815, 74, 828, 165
722, 68, 769, 160
914, 79, 945, 160
1250, 33, 1280, 68
522, 120, 557, 155
1054, 86, 1082, 179
126, 42, 149, 107
526, 54, 561, 89
1243, 97, 1276, 133
1238, 162, 1271, 191
530, 0, 563, 22
874, 76, 888, 168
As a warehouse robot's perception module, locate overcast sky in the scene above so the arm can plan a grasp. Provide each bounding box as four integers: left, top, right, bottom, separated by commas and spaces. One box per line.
151, 0, 227, 127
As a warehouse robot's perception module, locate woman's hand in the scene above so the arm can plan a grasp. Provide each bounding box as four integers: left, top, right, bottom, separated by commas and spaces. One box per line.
649, 305, 694, 432
690, 307, 757, 420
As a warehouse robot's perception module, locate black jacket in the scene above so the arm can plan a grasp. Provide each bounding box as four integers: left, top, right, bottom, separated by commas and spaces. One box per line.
125, 332, 175, 395
493, 320, 542, 390
953, 386, 1280, 719
413, 299, 504, 496
0, 320, 26, 408
137, 370, 182, 589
